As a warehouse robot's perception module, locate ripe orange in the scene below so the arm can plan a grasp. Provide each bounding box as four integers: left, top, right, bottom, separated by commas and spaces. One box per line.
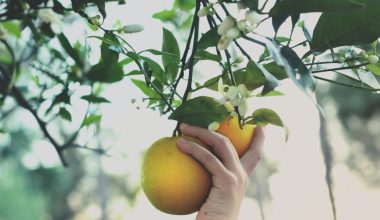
216, 115, 255, 157
141, 136, 212, 215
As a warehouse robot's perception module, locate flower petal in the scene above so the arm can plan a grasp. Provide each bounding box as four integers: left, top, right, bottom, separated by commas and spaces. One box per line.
238, 98, 248, 116
226, 86, 239, 100
237, 84, 250, 97
230, 95, 240, 106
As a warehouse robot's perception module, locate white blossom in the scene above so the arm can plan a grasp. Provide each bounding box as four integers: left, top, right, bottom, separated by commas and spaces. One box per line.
225, 27, 240, 40
217, 79, 251, 117
237, 84, 250, 97
122, 24, 144, 34
237, 97, 248, 116
217, 35, 232, 50
245, 10, 261, 26
38, 9, 63, 34
217, 16, 235, 35
368, 55, 379, 64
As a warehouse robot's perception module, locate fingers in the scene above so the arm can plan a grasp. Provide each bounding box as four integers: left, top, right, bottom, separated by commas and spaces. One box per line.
177, 138, 230, 177
179, 123, 239, 171
240, 126, 265, 175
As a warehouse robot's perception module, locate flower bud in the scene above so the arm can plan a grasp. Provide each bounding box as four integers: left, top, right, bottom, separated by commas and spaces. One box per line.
224, 102, 235, 112
235, 56, 244, 63
122, 24, 144, 34
197, 7, 208, 17
368, 55, 379, 64
337, 56, 345, 63
89, 15, 101, 26
217, 16, 235, 35
245, 10, 261, 25
208, 122, 220, 131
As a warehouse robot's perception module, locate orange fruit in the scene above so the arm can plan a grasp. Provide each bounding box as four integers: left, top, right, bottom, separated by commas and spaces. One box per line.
216, 115, 255, 157
141, 136, 212, 215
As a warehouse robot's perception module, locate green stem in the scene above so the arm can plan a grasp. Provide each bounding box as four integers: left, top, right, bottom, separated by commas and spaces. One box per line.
312, 63, 369, 74
314, 76, 380, 92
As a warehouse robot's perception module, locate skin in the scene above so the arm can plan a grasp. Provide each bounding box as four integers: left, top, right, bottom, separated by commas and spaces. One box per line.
177, 123, 265, 220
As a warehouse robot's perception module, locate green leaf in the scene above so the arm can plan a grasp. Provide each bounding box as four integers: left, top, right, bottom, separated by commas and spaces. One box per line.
256, 90, 284, 97
140, 56, 166, 84
131, 79, 157, 97
59, 107, 72, 122
57, 33, 83, 68
153, 9, 176, 22
87, 62, 124, 83
311, 3, 380, 53
162, 28, 180, 83
88, 35, 120, 47
1, 21, 21, 38
52, 0, 65, 14
0, 128, 6, 133
81, 114, 102, 128
142, 49, 177, 57
169, 96, 229, 128
198, 28, 219, 49
195, 50, 222, 62
280, 46, 315, 93
249, 108, 283, 126
367, 63, 380, 75
241, 0, 259, 10
119, 57, 133, 66
93, 0, 106, 19
81, 95, 110, 103
101, 32, 120, 64
204, 62, 287, 92
174, 0, 196, 11
125, 70, 143, 76
265, 40, 321, 112
247, 60, 280, 94
46, 90, 71, 114
247, 108, 289, 141
72, 0, 85, 12
269, 0, 364, 17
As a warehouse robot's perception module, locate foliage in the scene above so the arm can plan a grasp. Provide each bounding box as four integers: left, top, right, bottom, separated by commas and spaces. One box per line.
0, 0, 380, 166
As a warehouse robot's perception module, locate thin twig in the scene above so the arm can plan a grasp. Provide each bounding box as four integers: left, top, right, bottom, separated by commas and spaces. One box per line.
312, 63, 369, 74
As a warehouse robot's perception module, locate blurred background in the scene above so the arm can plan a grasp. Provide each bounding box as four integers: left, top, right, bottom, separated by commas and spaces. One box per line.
1, 0, 380, 220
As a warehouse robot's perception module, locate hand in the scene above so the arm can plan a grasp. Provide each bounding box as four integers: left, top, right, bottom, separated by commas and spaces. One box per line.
177, 124, 265, 220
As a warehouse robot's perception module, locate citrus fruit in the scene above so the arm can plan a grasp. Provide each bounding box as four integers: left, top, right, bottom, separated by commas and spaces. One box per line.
216, 115, 255, 157
141, 136, 212, 215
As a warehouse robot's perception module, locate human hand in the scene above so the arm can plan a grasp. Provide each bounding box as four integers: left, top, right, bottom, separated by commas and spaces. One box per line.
177, 124, 265, 220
